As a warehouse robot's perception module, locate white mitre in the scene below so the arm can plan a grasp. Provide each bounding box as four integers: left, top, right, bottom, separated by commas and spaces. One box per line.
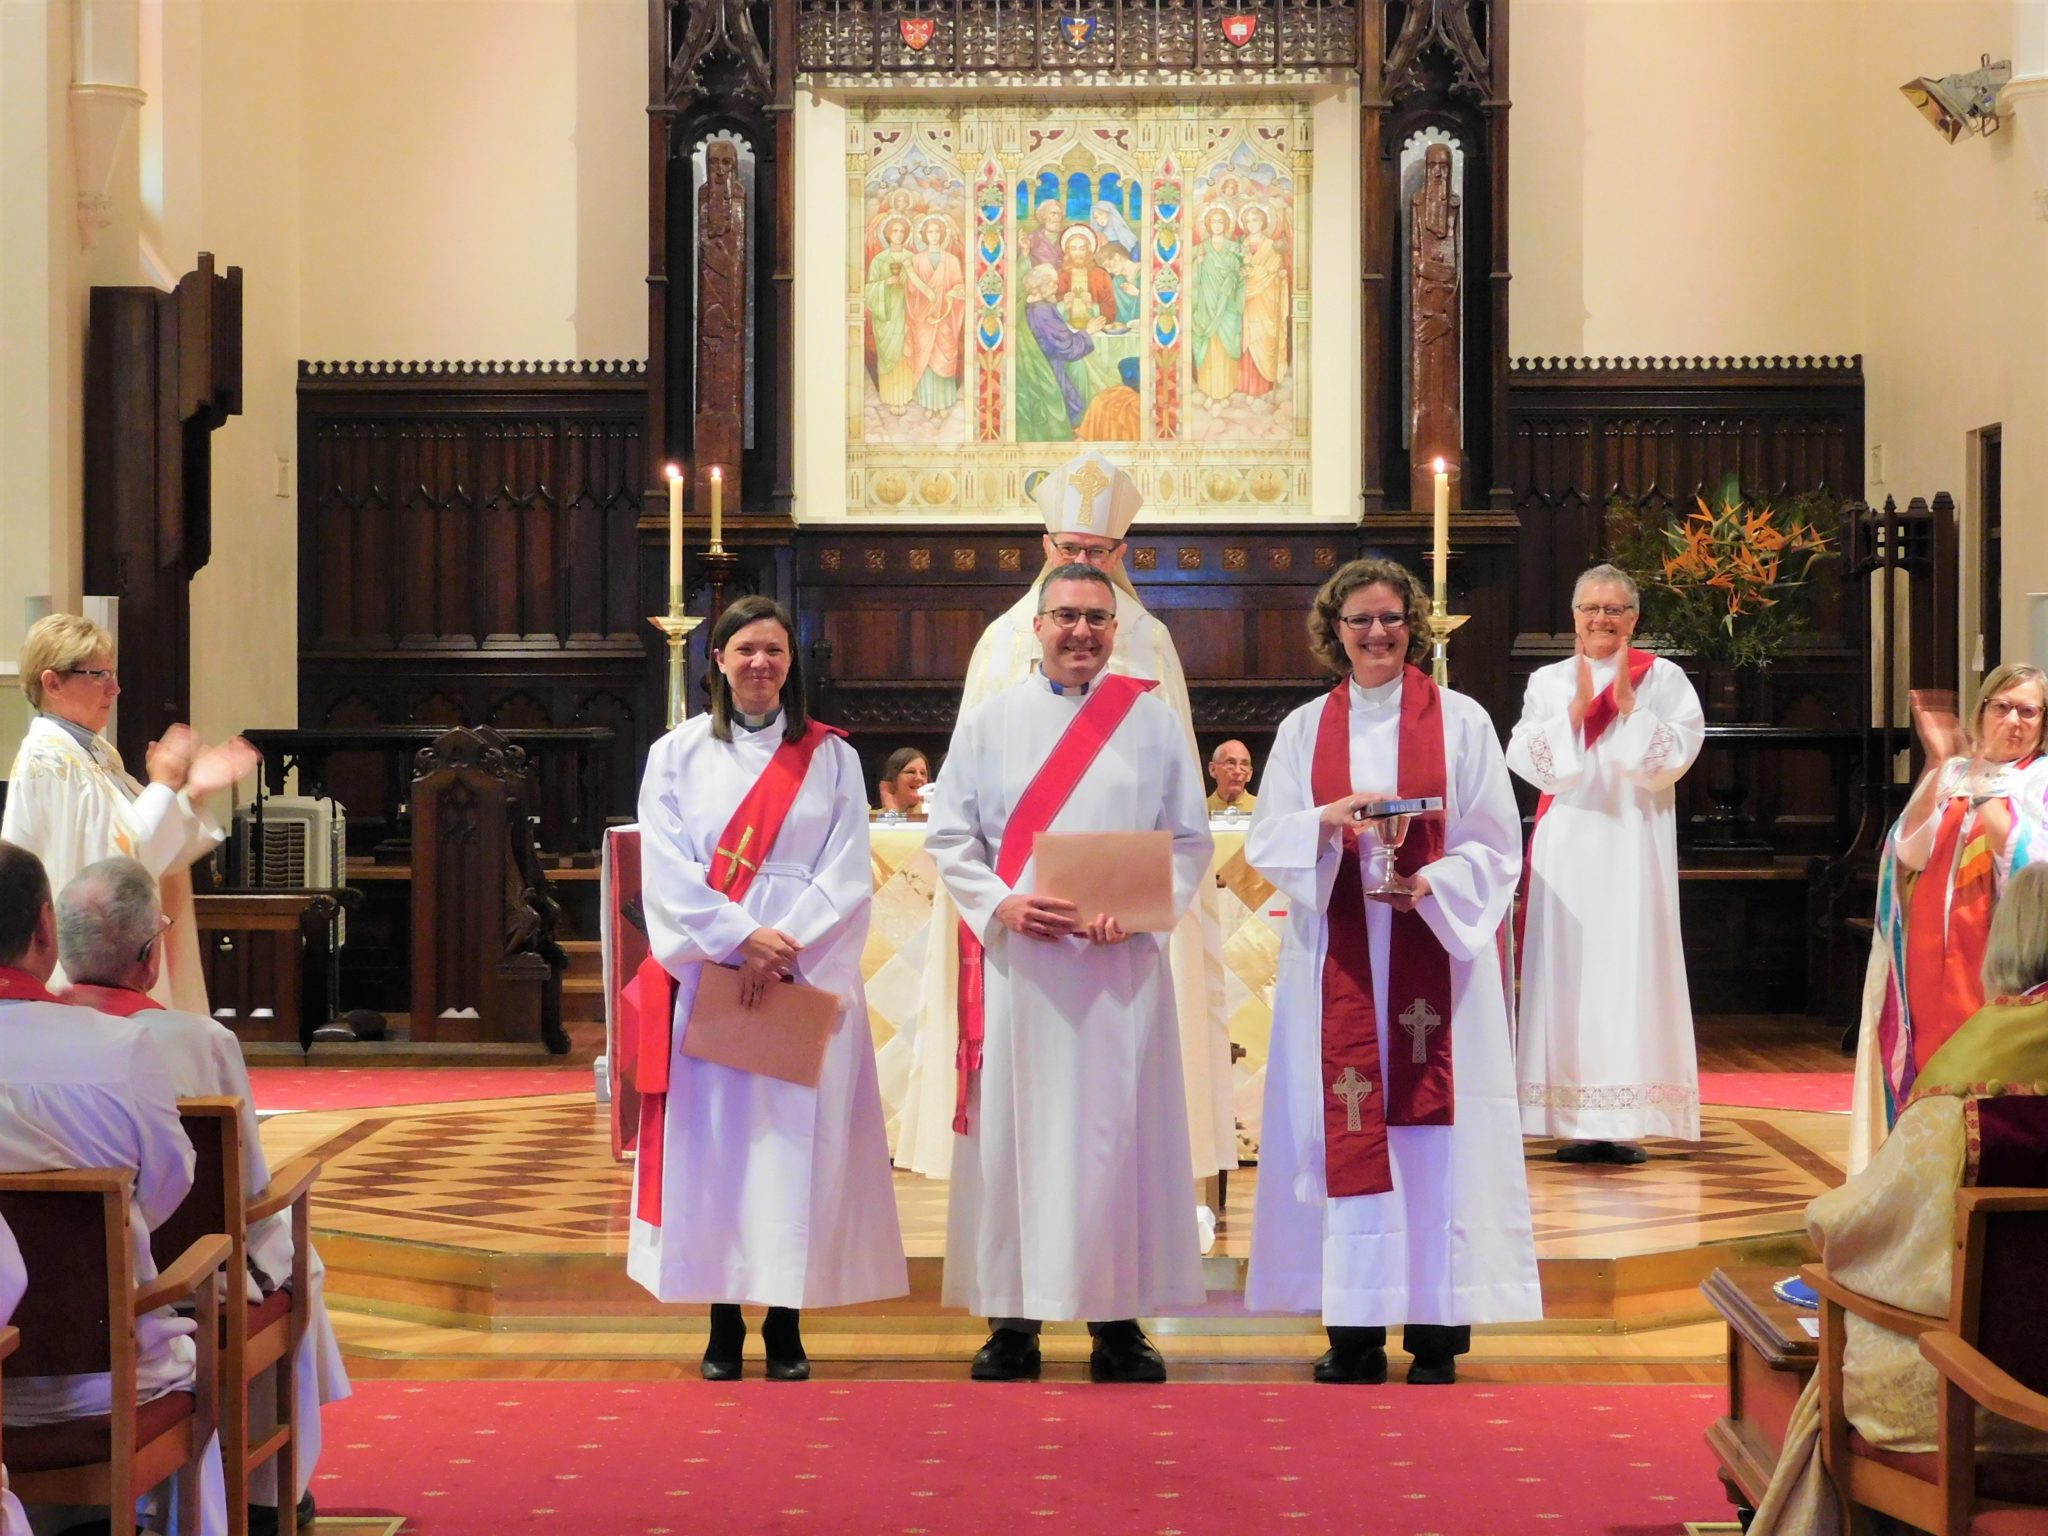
1031, 450, 1142, 539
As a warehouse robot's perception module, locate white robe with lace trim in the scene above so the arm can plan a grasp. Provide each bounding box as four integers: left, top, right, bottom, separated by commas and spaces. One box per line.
1244, 678, 1541, 1327
626, 716, 907, 1309
1507, 653, 1706, 1141
926, 675, 1211, 1320
895, 581, 1236, 1180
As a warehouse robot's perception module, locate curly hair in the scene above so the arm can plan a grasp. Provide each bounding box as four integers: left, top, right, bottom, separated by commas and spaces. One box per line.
1307, 558, 1431, 676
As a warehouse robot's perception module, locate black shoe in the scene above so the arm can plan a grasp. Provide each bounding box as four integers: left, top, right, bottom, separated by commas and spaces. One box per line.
1405, 1354, 1458, 1385
1555, 1141, 1607, 1163
1604, 1142, 1649, 1165
971, 1326, 1042, 1382
702, 1301, 745, 1381
1312, 1345, 1389, 1384
763, 1305, 810, 1381
1088, 1321, 1167, 1384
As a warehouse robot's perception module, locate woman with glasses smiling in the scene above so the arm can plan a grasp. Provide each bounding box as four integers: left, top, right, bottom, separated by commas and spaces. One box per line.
1851, 660, 2048, 1170
2, 613, 256, 1011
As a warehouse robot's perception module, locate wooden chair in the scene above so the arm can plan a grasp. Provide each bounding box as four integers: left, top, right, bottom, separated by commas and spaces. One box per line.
0, 1169, 229, 1533
152, 1098, 321, 1536
1806, 1188, 2048, 1534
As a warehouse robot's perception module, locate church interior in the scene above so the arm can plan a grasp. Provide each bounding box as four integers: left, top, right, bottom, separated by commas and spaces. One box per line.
4, 0, 2048, 1532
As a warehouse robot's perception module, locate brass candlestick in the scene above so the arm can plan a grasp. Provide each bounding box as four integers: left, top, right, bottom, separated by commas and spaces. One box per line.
696, 544, 740, 635
1429, 593, 1470, 688
649, 594, 703, 729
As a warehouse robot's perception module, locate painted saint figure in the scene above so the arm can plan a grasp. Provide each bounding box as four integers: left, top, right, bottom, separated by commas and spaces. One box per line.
1237, 203, 1289, 397
904, 213, 967, 419
864, 214, 918, 411
1017, 262, 1101, 442
1026, 199, 1067, 270
1190, 204, 1244, 404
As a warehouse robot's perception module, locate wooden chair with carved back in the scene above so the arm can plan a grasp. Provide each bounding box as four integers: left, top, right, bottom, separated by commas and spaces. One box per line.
151, 1098, 321, 1536
0, 1168, 228, 1533
1807, 1187, 2048, 1534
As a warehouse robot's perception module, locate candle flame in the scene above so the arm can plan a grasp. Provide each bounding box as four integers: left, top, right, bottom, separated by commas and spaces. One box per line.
1432, 457, 1446, 473
711, 466, 723, 483
665, 463, 682, 481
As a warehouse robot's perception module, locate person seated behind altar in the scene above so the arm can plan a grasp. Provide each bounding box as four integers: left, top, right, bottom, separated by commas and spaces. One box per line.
56, 856, 351, 1522
1206, 739, 1257, 818
1747, 861, 2048, 1535
874, 747, 931, 818
0, 840, 226, 1536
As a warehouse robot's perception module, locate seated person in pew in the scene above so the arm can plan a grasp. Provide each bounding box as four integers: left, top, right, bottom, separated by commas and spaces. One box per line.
0, 840, 227, 1536
1, 1214, 28, 1536
1206, 739, 1257, 817
875, 747, 931, 817
56, 857, 351, 1522
1747, 861, 2048, 1535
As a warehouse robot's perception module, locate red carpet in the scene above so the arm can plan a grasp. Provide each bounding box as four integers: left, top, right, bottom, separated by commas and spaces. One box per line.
247, 1068, 591, 1114
312, 1379, 1727, 1534
1697, 1072, 1851, 1114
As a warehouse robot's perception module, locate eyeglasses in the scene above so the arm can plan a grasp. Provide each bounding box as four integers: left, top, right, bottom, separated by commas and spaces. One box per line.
1039, 607, 1117, 631
1986, 699, 2045, 725
137, 914, 173, 965
1335, 612, 1409, 634
1575, 603, 1635, 619
1049, 540, 1122, 562
66, 667, 119, 685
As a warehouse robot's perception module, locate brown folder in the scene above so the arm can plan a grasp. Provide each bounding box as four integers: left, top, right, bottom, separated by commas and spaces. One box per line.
680, 965, 843, 1087
1031, 829, 1177, 934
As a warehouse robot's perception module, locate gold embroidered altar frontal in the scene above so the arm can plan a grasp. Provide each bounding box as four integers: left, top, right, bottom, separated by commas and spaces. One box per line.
864, 821, 1280, 1158
846, 97, 1313, 518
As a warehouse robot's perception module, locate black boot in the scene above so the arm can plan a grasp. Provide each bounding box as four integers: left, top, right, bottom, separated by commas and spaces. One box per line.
702, 1302, 745, 1380
763, 1305, 810, 1381
1313, 1324, 1389, 1384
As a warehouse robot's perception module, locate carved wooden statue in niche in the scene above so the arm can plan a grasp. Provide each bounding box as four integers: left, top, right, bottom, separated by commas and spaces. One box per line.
696, 138, 747, 515
1408, 142, 1461, 512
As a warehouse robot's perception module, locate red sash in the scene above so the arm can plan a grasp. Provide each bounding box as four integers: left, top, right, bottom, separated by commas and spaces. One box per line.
632, 721, 845, 1226
1519, 648, 1656, 963
1310, 668, 1454, 1199
1901, 757, 2039, 1072
953, 674, 1158, 1135
0, 967, 60, 1005
60, 983, 163, 1016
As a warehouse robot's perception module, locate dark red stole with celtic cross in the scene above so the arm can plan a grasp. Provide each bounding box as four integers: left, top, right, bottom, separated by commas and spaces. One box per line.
953, 673, 1158, 1135
1310, 666, 1455, 1199
631, 720, 844, 1226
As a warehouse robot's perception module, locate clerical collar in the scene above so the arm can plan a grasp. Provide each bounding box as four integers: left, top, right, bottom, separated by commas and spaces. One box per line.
734, 708, 782, 733
1046, 678, 1091, 696
1348, 675, 1402, 705
39, 710, 104, 756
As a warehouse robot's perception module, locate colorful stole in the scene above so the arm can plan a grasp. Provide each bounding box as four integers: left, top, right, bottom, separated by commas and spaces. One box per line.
952, 674, 1158, 1136
1309, 667, 1454, 1199
1516, 649, 1655, 966
1898, 752, 2042, 1094
0, 967, 60, 1005
60, 983, 162, 1016
631, 721, 845, 1227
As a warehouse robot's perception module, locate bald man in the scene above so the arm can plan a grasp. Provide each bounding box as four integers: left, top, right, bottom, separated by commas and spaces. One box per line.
1207, 740, 1256, 816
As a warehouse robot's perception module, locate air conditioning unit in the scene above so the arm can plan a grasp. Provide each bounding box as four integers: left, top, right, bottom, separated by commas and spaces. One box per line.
233, 796, 345, 890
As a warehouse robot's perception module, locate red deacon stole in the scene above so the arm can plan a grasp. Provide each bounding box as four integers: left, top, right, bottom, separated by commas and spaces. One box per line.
630, 720, 846, 1226
953, 674, 1158, 1135
0, 967, 60, 1005
1310, 666, 1455, 1199
60, 983, 163, 1017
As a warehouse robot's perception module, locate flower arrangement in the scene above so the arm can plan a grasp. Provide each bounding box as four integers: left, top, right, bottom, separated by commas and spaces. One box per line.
1605, 487, 1840, 670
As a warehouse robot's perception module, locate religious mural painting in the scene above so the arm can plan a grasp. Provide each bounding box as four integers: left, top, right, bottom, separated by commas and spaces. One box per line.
847, 99, 1311, 517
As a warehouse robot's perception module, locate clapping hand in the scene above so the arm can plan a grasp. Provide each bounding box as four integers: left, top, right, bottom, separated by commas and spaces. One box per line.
1568, 642, 1596, 734
1911, 689, 1963, 765
186, 736, 261, 798
1611, 650, 1636, 718
146, 724, 197, 789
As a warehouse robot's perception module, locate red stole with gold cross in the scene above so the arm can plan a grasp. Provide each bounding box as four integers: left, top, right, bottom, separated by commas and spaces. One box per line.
631, 720, 845, 1226
1310, 667, 1455, 1199
952, 673, 1158, 1135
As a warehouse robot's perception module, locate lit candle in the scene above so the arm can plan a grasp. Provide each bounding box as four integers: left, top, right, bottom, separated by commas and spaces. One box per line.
710, 465, 723, 550
1431, 457, 1450, 598
665, 463, 684, 604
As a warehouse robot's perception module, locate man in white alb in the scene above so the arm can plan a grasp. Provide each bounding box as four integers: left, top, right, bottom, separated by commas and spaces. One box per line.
56, 857, 351, 1519
0, 840, 226, 1535
1508, 563, 1706, 1164
926, 564, 1213, 1383
894, 453, 1237, 1191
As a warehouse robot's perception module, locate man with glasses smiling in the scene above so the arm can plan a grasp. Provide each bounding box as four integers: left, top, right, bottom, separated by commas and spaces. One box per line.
895, 452, 1239, 1212
1507, 564, 1706, 1167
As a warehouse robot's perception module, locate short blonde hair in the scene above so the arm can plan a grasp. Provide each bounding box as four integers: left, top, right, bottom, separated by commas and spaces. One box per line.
1983, 863, 2048, 1000
18, 614, 115, 710
1969, 662, 2048, 758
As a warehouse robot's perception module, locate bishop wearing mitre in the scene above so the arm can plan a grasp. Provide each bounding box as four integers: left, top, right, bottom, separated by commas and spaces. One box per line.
894, 452, 1237, 1189
926, 562, 1213, 1383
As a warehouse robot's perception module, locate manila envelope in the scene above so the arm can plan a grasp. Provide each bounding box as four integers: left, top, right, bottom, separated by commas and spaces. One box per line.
681, 964, 843, 1087
1031, 830, 1177, 934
